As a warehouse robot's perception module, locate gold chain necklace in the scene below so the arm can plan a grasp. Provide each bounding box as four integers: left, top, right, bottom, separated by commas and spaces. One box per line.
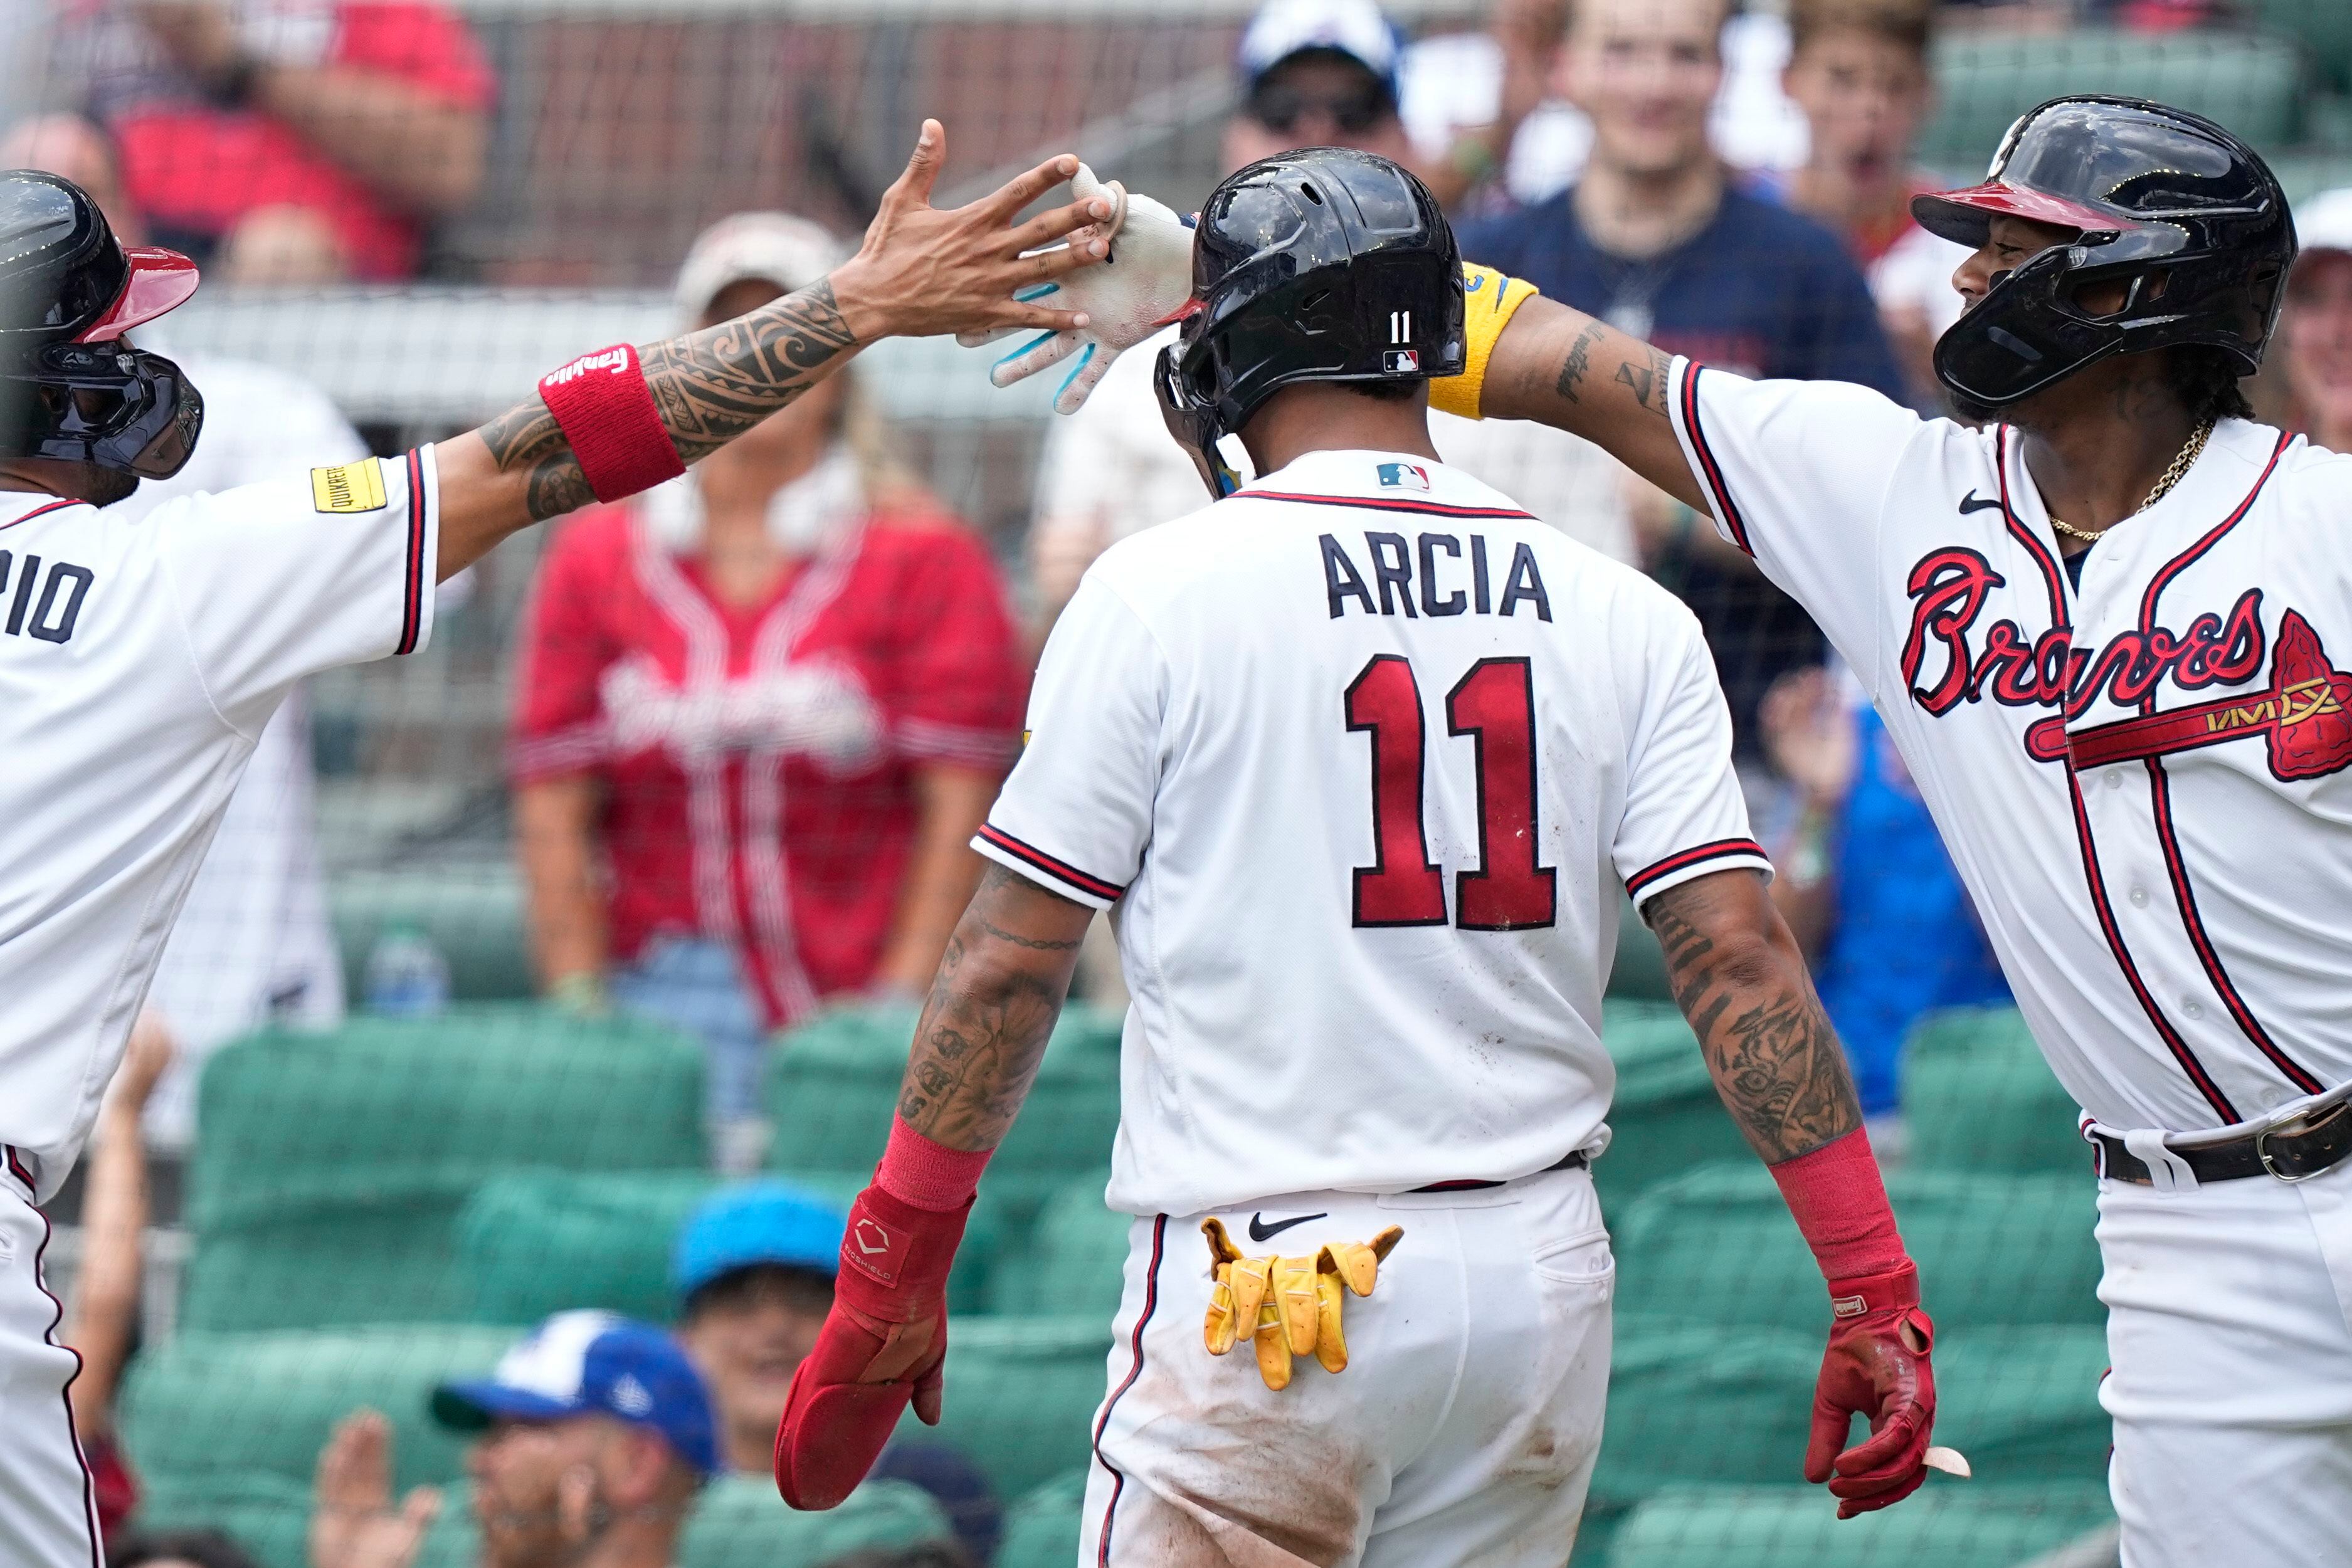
2045, 418, 2215, 543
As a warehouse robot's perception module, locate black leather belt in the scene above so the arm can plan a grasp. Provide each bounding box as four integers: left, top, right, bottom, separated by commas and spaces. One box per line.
1411, 1149, 1588, 1194
2094, 1101, 2352, 1186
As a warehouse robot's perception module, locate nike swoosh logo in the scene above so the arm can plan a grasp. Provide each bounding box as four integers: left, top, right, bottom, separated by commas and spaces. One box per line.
1248, 1211, 1327, 1243
1958, 490, 2004, 515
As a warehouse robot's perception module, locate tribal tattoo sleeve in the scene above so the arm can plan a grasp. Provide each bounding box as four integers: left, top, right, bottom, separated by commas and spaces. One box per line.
473, 279, 862, 522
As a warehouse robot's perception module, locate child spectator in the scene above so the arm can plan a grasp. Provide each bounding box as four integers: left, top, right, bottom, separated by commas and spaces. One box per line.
1772, 0, 1971, 406
1457, 0, 1904, 767
509, 214, 1026, 1161
309, 1313, 713, 1568
2281, 189, 2352, 455
671, 1185, 999, 1562
40, 0, 493, 282
1759, 667, 2010, 1134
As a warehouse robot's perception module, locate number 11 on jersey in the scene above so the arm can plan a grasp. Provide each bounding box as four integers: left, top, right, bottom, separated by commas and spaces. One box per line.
1344, 654, 1557, 932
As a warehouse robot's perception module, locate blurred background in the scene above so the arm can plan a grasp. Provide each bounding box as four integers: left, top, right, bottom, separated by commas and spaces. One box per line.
10, 0, 2352, 1564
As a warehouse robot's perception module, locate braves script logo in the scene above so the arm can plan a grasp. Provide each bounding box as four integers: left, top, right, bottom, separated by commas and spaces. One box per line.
543, 347, 631, 387
1901, 548, 2352, 780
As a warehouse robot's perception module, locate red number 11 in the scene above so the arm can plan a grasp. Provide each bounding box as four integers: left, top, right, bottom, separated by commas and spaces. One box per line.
1343, 654, 1557, 931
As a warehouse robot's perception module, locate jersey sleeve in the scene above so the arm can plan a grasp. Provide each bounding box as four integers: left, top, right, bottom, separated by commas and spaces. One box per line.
154, 446, 438, 733
507, 513, 618, 783
1613, 604, 1772, 907
886, 525, 1026, 772
971, 572, 1165, 910
1666, 357, 1919, 685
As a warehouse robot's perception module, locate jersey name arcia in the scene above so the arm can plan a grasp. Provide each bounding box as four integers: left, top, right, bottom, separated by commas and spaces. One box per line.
972, 450, 1767, 1215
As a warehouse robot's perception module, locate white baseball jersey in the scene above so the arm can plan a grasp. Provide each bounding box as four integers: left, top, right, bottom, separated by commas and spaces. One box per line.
1666, 360, 2352, 1136
974, 450, 1766, 1217
0, 450, 438, 1199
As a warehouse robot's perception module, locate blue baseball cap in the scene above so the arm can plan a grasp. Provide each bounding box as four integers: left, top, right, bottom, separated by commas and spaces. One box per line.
431, 1311, 720, 1476
1237, 0, 1405, 103
671, 1181, 846, 1300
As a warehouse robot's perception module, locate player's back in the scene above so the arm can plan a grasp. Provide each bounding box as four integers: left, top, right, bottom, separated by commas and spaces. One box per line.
977, 451, 1763, 1216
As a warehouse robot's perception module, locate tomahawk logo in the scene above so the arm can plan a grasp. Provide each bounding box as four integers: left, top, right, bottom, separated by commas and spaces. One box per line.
2068, 610, 2352, 782
543, 347, 631, 387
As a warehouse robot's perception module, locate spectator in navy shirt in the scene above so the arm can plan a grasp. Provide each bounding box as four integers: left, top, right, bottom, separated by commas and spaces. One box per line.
1458, 0, 1904, 764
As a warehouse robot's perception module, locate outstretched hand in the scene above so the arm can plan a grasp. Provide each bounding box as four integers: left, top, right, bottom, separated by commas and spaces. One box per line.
829, 119, 1115, 344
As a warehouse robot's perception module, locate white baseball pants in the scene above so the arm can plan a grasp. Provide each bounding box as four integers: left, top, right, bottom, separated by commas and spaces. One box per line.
1078, 1165, 1613, 1568
0, 1162, 98, 1568
2099, 1157, 2352, 1567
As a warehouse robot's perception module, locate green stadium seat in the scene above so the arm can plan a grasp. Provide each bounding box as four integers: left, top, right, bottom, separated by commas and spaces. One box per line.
1922, 29, 2304, 164
904, 1316, 1113, 1502
2242, 1, 2352, 91
1607, 895, 1670, 1001
136, 1475, 954, 1568
1906, 1007, 2090, 1176
680, 1476, 956, 1568
182, 1006, 705, 1331
451, 1168, 1014, 1323
764, 1002, 1123, 1177
121, 1325, 517, 1494
1611, 1167, 2102, 1334
983, 1171, 1128, 1319
329, 864, 533, 1003
996, 1470, 1091, 1568
1933, 1326, 2114, 1488
1590, 1321, 1822, 1516
1591, 1002, 1753, 1208
1602, 1483, 2114, 1568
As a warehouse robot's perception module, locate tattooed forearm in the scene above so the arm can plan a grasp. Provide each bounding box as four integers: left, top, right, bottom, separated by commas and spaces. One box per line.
1646, 873, 1862, 1164
473, 279, 863, 521
1553, 321, 1606, 403
893, 865, 1092, 1150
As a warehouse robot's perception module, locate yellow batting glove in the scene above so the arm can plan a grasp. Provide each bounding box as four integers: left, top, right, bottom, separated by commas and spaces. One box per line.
1200, 1219, 1403, 1391
1429, 265, 1541, 422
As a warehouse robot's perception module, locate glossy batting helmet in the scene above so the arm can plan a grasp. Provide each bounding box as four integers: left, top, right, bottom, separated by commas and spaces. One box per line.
1155, 147, 1464, 497
1914, 96, 2295, 409
0, 171, 204, 480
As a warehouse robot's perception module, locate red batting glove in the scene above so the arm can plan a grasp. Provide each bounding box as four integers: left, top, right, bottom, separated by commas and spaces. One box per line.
1805, 1260, 1936, 1519
773, 1183, 971, 1510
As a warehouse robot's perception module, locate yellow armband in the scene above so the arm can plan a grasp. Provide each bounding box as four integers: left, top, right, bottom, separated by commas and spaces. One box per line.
1430, 265, 1541, 421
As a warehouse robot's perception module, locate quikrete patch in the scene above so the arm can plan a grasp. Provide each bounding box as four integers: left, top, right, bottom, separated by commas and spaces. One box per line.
311, 458, 388, 514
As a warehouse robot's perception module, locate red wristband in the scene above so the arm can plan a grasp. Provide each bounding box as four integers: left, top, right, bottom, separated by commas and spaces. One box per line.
535, 342, 685, 504
875, 1116, 994, 1213
1768, 1127, 1909, 1284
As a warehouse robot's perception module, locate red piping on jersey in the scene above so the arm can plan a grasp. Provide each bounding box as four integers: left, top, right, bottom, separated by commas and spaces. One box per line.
1233, 491, 1536, 522
0, 500, 84, 534
1996, 427, 2240, 1123
395, 450, 428, 656
4, 1145, 33, 1193
1092, 1214, 1164, 1567
1679, 364, 1753, 557
1623, 837, 1768, 898
24, 1201, 103, 1568
977, 824, 1126, 903
2127, 430, 2321, 1096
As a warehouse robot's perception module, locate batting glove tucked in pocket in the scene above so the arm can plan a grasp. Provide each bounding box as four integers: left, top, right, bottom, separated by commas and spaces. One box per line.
1200, 1216, 1403, 1391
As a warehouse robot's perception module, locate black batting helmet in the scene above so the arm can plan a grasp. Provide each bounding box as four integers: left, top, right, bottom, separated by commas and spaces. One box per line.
0, 171, 204, 480
1155, 147, 1464, 497
1914, 96, 2296, 409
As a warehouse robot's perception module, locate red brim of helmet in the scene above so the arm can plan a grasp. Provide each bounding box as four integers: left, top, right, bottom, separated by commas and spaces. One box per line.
74, 246, 201, 342
1910, 181, 2143, 248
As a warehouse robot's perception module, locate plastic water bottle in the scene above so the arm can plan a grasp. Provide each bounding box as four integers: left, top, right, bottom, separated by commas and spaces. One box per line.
364, 923, 451, 1017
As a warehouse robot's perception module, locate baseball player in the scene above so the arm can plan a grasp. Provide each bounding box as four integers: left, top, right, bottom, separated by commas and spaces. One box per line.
774, 149, 1944, 1564
0, 126, 1113, 1568
991, 95, 2352, 1566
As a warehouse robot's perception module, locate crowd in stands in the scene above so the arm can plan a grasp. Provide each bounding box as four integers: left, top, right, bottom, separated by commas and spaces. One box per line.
13, 0, 2352, 1561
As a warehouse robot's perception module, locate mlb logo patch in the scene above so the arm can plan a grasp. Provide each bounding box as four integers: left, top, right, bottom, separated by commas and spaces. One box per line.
1377, 462, 1430, 492
1383, 349, 1420, 374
